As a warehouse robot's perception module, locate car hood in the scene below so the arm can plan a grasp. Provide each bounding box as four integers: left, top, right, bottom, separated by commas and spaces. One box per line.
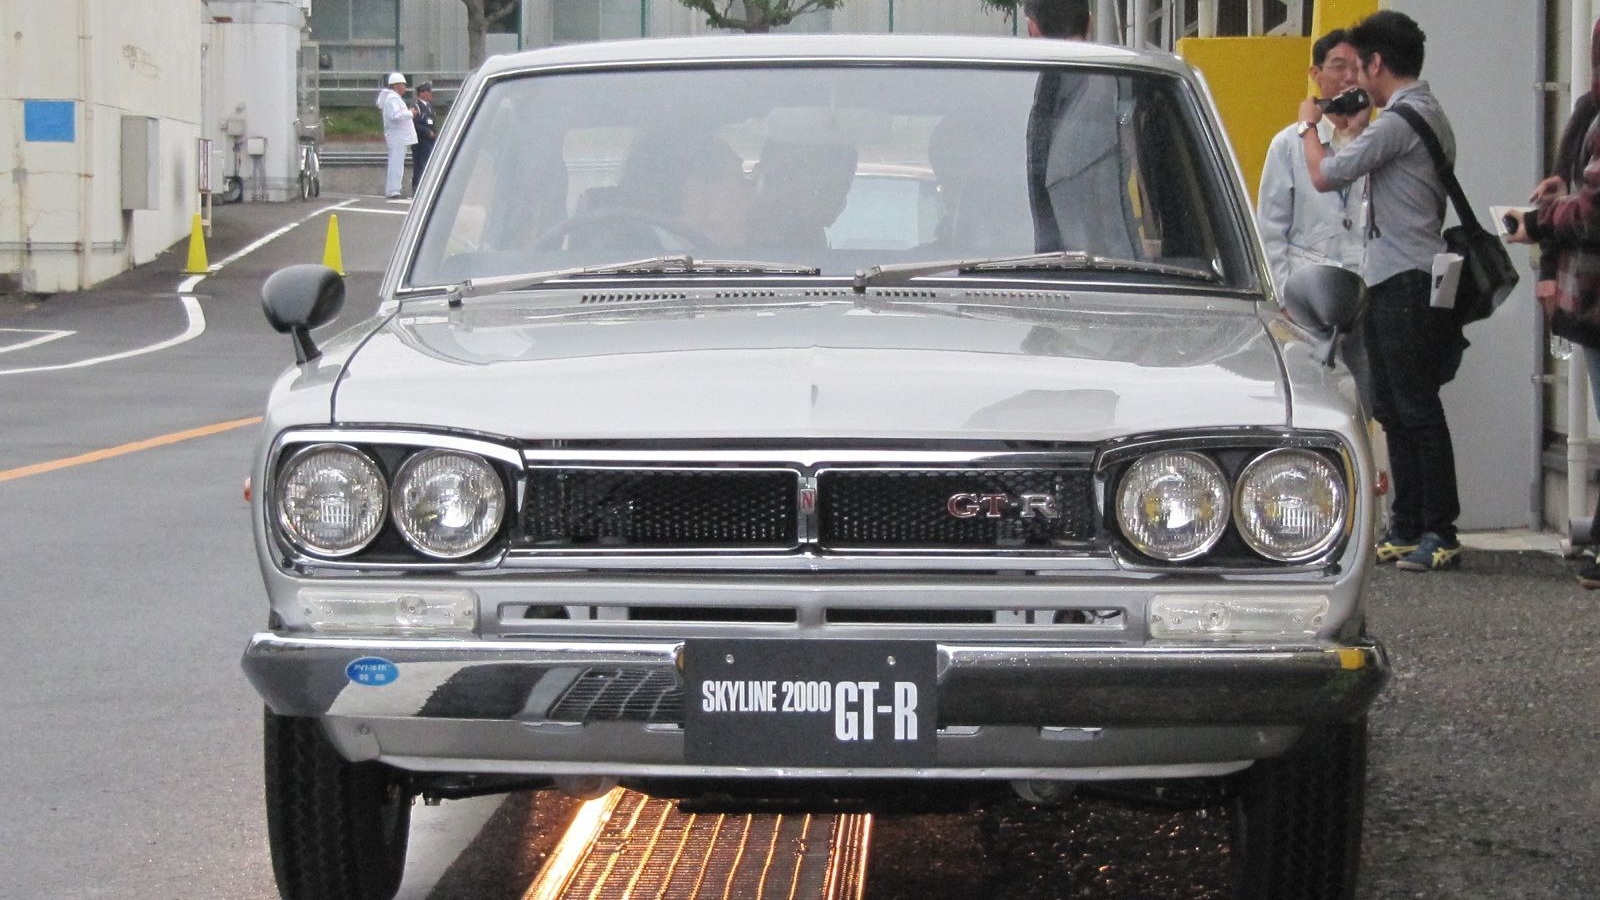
331, 292, 1286, 442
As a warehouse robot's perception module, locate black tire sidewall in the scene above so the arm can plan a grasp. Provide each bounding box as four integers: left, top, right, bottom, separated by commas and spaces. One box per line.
263, 708, 412, 900
1230, 717, 1367, 900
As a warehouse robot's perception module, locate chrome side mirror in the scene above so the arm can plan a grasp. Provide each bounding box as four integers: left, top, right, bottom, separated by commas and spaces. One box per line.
1282, 265, 1366, 367
261, 264, 345, 364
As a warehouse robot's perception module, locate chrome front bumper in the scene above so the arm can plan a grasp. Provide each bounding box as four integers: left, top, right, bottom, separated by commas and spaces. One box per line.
243, 634, 1386, 778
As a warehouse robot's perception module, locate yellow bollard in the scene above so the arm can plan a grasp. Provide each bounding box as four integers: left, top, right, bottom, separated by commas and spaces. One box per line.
183, 212, 210, 275
322, 213, 346, 276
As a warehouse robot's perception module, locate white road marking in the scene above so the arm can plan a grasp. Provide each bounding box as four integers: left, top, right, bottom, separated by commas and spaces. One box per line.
182, 197, 360, 294
339, 207, 410, 216
0, 328, 74, 354
1, 198, 360, 376
0, 297, 206, 375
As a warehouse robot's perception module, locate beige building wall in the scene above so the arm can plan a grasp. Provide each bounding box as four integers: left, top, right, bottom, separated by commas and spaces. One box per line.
0, 0, 207, 292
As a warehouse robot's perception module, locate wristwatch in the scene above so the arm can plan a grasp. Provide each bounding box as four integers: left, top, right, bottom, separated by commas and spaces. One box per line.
1296, 120, 1316, 137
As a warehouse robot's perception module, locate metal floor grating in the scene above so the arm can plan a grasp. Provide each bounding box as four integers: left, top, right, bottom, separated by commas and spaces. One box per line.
525, 789, 870, 900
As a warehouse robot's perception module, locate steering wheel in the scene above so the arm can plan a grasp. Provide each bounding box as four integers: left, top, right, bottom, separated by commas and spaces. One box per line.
531, 206, 709, 253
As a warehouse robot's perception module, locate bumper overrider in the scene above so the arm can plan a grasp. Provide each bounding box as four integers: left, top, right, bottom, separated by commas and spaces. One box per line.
242, 634, 1387, 779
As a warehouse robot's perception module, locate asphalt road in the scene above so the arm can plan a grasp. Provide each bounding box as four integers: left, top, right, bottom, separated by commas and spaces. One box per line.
2, 192, 1596, 899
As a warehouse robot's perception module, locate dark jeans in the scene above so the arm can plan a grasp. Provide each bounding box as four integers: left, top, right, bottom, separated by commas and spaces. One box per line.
1364, 269, 1465, 542
411, 141, 434, 192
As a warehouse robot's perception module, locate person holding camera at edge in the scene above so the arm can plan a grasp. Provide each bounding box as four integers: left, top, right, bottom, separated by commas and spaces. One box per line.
1505, 20, 1600, 588
1295, 10, 1466, 572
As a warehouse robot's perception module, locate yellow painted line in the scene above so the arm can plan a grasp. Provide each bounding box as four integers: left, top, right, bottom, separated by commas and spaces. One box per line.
0, 416, 262, 483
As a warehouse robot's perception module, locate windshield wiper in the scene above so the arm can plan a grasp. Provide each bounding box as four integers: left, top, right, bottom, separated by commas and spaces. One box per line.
450, 255, 821, 305
852, 251, 1219, 293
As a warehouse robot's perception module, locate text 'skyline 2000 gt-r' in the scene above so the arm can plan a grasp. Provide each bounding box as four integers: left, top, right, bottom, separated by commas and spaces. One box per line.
245, 34, 1384, 900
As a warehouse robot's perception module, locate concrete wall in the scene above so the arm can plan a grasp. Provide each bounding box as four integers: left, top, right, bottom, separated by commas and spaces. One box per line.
1394, 0, 1543, 529
0, 0, 206, 292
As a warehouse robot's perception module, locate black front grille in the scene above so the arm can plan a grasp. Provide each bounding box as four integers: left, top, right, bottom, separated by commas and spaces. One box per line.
516, 461, 1096, 553
818, 469, 1095, 549
548, 668, 684, 723
522, 468, 799, 549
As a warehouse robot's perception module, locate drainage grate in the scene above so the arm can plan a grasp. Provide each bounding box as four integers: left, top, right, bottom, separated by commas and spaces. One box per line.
525, 789, 869, 900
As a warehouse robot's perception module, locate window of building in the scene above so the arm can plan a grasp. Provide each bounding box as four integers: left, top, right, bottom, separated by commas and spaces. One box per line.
552, 0, 642, 43
309, 0, 397, 41
776, 10, 833, 33
489, 0, 521, 35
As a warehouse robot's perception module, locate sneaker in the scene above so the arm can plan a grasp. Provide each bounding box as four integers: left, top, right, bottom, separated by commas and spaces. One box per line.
1577, 559, 1600, 589
1394, 532, 1461, 572
1374, 528, 1421, 563
385, 193, 402, 199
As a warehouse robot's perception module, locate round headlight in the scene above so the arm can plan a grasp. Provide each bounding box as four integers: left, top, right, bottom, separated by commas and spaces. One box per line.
390, 450, 506, 558
1116, 451, 1230, 561
1233, 449, 1347, 562
276, 444, 387, 557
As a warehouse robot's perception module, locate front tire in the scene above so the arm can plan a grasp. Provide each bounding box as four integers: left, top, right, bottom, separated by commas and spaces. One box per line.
1231, 717, 1367, 900
264, 709, 412, 900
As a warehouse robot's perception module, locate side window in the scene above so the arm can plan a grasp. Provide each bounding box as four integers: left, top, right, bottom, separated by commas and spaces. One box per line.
1128, 86, 1217, 265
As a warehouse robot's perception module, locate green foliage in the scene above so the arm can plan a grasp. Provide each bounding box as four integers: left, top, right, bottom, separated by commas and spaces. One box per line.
677, 0, 846, 32
978, 0, 1020, 16
323, 106, 382, 138
322, 105, 450, 139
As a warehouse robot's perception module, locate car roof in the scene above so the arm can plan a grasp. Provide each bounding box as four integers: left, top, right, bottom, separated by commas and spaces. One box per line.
475, 33, 1191, 79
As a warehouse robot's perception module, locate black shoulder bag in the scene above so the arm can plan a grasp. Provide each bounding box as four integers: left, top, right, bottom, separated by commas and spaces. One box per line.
1389, 104, 1519, 324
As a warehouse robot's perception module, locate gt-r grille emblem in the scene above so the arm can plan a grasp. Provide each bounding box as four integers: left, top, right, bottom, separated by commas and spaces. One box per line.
946, 492, 1061, 520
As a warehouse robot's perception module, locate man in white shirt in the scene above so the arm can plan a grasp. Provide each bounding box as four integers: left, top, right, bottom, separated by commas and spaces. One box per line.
1023, 0, 1137, 258
377, 72, 417, 199
1257, 29, 1369, 292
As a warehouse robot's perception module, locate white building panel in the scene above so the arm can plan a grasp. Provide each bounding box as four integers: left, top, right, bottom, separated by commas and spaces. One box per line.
0, 0, 206, 292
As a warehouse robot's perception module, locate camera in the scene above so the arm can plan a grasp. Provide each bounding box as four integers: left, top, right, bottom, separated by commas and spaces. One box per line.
1317, 87, 1371, 117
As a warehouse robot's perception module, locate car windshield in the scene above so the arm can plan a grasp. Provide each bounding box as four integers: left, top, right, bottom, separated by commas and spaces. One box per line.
408, 63, 1254, 290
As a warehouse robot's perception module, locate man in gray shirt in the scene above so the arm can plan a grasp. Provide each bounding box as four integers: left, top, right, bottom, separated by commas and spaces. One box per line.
1294, 10, 1465, 572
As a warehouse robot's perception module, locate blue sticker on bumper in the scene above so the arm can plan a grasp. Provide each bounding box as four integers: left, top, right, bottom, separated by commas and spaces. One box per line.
346, 657, 399, 686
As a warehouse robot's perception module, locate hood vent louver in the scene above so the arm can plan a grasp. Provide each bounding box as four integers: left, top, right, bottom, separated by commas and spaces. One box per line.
962, 290, 1073, 304
578, 289, 853, 305
580, 291, 691, 304
866, 288, 939, 299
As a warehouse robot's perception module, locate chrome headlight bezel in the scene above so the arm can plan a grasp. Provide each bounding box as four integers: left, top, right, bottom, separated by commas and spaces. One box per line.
265, 430, 522, 569
1114, 449, 1232, 562
389, 448, 508, 559
1101, 432, 1358, 569
273, 443, 389, 558
1232, 448, 1348, 563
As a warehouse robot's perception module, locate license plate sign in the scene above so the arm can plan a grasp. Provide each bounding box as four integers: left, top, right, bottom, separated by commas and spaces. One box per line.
683, 640, 937, 767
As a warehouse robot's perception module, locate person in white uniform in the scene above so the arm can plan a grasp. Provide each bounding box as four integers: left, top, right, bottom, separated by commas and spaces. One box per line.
1257, 29, 1370, 292
377, 72, 417, 199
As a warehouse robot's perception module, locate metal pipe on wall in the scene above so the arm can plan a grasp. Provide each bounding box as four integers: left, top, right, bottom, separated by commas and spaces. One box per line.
77, 0, 93, 291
